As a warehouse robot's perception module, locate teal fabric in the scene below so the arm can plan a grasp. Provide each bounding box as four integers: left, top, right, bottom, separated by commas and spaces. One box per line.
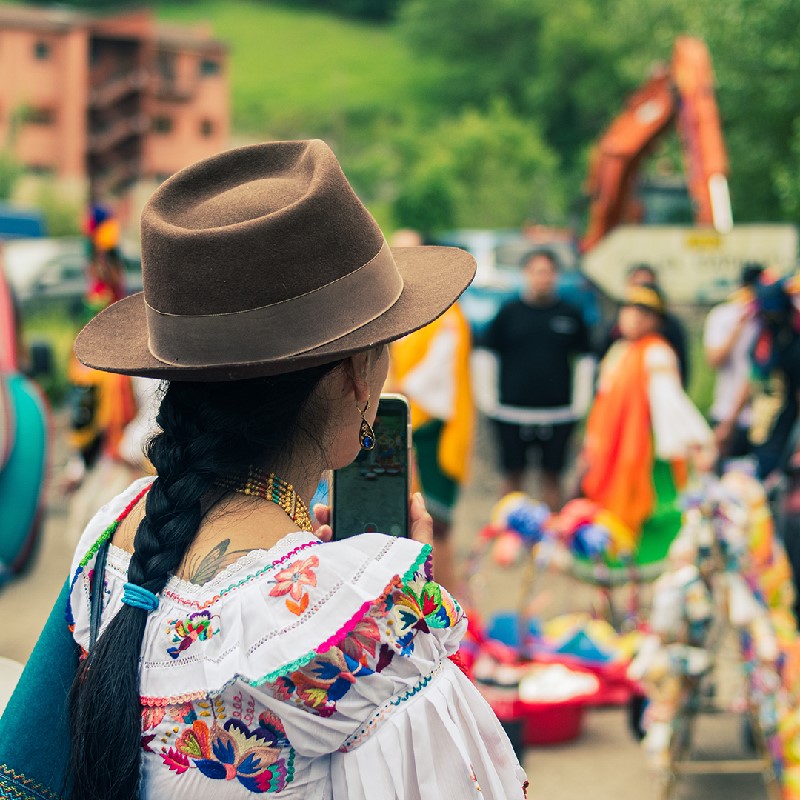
0, 580, 76, 799
0, 374, 48, 576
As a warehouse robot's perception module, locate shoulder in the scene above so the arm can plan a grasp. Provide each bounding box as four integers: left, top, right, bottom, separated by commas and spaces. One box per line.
496, 298, 524, 318
68, 476, 155, 580
74, 531, 462, 706
554, 298, 583, 319
644, 339, 678, 371
706, 302, 736, 325
703, 303, 730, 334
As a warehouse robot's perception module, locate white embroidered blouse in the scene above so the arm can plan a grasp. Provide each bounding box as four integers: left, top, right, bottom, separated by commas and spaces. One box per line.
67, 478, 527, 799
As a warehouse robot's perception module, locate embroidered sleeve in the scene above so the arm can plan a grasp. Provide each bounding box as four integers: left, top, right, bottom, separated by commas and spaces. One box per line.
252, 550, 466, 757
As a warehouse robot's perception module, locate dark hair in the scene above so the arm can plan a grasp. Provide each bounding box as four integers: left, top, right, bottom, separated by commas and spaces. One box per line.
69, 361, 341, 799
523, 247, 561, 271
740, 261, 765, 288
627, 262, 658, 283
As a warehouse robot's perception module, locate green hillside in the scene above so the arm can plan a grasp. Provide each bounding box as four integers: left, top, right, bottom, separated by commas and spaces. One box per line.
157, 0, 422, 138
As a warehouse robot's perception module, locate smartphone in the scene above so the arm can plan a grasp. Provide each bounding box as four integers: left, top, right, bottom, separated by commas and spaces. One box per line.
332, 394, 411, 539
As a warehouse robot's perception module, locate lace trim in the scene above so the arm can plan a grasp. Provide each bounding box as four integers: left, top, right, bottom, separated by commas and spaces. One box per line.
159, 539, 320, 608
338, 659, 446, 752
140, 544, 433, 707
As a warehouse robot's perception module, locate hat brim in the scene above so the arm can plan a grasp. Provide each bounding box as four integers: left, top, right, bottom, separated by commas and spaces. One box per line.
74, 246, 475, 381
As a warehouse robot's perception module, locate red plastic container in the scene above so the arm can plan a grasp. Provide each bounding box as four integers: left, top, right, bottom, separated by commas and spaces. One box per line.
531, 651, 636, 707
476, 664, 599, 747
517, 696, 587, 746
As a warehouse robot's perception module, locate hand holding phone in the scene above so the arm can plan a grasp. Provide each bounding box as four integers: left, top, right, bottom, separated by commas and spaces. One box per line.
332, 394, 412, 540
314, 492, 432, 547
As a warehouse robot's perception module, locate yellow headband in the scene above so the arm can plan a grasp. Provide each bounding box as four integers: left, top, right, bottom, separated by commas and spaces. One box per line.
623, 285, 665, 314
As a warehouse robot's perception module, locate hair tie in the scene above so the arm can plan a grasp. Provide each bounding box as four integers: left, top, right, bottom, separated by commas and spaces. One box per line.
122, 582, 160, 612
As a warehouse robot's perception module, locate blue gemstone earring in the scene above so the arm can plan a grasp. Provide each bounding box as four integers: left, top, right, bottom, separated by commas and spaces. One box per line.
358, 399, 375, 450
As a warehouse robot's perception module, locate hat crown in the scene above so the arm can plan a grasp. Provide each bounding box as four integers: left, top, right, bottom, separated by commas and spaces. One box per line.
141, 140, 386, 316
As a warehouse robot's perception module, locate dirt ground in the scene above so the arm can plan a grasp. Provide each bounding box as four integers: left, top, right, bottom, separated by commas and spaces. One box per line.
0, 413, 773, 799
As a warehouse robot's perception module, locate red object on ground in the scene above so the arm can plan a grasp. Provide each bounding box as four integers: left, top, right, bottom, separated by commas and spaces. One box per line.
518, 696, 587, 746
482, 686, 591, 746
531, 650, 636, 707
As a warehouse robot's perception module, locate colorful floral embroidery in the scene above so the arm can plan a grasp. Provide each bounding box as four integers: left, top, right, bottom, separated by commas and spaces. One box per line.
153, 701, 295, 793
275, 554, 463, 717
339, 613, 383, 667
268, 554, 319, 616
409, 579, 462, 629
166, 610, 219, 659
275, 646, 376, 717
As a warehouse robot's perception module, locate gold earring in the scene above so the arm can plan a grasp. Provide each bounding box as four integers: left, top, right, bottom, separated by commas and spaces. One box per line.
357, 398, 375, 450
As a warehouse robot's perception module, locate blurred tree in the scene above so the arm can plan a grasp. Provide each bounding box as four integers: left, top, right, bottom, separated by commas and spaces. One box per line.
0, 152, 22, 201
274, 0, 404, 21
34, 183, 81, 237
400, 0, 800, 224
775, 120, 800, 221
398, 0, 631, 197
697, 0, 800, 221
399, 0, 543, 114
392, 102, 563, 233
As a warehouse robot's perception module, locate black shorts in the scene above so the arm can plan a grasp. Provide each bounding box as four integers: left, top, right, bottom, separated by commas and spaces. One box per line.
494, 421, 575, 476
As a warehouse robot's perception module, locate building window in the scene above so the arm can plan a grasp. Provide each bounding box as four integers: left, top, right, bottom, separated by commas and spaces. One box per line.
34, 40, 50, 60
24, 107, 54, 125
152, 115, 173, 134
200, 58, 220, 77
200, 119, 214, 138
27, 164, 55, 177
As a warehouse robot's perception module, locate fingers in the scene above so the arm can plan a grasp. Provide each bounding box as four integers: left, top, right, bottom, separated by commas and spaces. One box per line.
313, 504, 332, 541
409, 492, 433, 546
315, 524, 334, 543
313, 504, 330, 528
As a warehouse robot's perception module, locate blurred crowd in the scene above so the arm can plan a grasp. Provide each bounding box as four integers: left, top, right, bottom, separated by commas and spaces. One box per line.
9, 219, 800, 621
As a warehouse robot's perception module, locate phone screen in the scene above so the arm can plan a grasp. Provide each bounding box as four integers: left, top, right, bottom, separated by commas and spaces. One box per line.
332, 395, 410, 539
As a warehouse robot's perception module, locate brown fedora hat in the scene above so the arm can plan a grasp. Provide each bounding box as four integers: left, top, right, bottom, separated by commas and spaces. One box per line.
75, 140, 475, 381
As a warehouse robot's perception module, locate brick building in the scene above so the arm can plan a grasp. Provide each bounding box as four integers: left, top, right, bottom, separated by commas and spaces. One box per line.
0, 4, 229, 200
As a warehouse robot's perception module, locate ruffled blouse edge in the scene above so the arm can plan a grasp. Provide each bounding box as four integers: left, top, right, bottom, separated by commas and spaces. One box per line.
139, 543, 434, 707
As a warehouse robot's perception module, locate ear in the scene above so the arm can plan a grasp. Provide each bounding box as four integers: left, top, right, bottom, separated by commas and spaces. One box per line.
343, 352, 371, 406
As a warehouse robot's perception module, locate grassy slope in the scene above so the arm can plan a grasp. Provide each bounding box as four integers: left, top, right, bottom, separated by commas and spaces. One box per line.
156, 0, 420, 137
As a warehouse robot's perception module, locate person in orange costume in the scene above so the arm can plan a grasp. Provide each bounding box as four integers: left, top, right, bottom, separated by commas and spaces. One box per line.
580, 284, 714, 565
390, 230, 474, 593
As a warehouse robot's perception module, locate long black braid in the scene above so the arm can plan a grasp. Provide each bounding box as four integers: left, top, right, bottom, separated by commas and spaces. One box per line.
69, 362, 341, 800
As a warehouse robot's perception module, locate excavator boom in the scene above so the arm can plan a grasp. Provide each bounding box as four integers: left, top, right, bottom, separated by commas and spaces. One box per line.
580, 37, 730, 253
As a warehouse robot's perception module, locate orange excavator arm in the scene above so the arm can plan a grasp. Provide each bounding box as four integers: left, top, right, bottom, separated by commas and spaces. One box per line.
580, 36, 731, 253
671, 36, 731, 232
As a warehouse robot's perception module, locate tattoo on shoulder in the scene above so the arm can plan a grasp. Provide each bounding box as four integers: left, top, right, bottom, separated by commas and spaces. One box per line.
184, 538, 252, 585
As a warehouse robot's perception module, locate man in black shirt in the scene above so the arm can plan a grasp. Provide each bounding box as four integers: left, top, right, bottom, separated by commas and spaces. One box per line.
482, 249, 591, 509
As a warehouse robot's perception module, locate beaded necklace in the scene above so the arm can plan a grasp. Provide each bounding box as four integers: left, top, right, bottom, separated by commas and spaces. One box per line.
217, 469, 314, 532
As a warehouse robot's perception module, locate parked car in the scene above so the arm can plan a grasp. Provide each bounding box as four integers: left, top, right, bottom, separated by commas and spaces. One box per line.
3, 237, 142, 313
431, 229, 606, 336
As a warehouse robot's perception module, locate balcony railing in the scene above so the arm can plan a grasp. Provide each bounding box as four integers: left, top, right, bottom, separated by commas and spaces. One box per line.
89, 68, 149, 109
90, 155, 140, 196
88, 113, 149, 153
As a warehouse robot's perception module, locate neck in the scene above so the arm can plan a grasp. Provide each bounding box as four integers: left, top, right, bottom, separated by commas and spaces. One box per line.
277, 454, 326, 508
523, 291, 554, 305
221, 454, 326, 532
